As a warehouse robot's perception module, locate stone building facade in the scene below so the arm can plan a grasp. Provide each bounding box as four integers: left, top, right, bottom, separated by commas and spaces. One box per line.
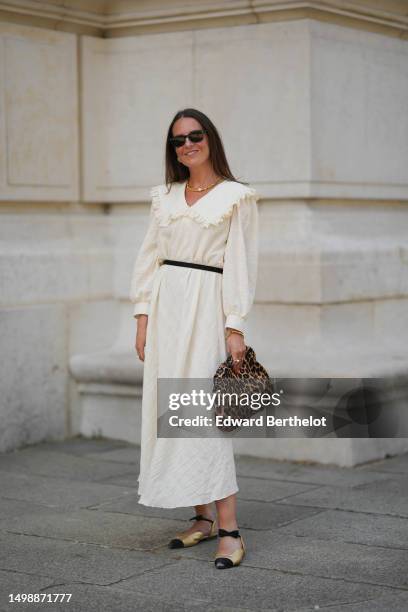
1, 1, 408, 464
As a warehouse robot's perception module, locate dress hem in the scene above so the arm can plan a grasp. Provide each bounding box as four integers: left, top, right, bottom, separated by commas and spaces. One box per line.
137, 485, 239, 509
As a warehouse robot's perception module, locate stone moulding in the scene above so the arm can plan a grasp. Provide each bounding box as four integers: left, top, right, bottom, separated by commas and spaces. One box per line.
1, 1, 407, 38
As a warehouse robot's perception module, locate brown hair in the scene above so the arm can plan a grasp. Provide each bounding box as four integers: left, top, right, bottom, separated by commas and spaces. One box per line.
164, 108, 245, 191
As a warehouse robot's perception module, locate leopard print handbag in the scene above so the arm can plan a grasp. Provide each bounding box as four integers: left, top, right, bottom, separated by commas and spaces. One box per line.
212, 346, 274, 432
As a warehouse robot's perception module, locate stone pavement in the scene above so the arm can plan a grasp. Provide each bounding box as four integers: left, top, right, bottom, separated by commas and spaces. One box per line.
0, 437, 407, 612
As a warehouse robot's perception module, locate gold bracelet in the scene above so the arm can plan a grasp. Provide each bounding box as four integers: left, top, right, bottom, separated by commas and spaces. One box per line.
225, 328, 244, 339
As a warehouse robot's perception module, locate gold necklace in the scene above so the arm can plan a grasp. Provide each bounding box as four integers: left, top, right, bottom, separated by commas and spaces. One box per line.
186, 177, 223, 192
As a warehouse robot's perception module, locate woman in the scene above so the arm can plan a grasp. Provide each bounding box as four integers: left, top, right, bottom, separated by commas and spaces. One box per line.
129, 108, 259, 569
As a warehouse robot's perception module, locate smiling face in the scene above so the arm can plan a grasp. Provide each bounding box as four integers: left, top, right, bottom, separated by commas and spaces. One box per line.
171, 117, 210, 169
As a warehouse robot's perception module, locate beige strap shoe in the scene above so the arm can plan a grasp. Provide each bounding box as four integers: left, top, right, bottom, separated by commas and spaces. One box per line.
214, 528, 245, 569
169, 514, 217, 548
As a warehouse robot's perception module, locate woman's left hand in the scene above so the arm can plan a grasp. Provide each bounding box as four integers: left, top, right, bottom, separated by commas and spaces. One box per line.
227, 332, 246, 374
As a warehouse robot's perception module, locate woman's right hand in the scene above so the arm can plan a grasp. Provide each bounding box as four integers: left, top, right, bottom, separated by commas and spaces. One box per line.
226, 331, 246, 374
135, 314, 148, 361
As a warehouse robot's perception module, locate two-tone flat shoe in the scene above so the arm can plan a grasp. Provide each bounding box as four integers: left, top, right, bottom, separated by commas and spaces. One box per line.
168, 514, 217, 549
214, 528, 245, 569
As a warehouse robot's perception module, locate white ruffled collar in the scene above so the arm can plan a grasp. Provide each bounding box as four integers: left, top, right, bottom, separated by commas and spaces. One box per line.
150, 180, 258, 228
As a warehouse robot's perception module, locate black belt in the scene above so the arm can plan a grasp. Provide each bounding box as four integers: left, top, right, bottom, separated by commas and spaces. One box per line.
161, 259, 223, 274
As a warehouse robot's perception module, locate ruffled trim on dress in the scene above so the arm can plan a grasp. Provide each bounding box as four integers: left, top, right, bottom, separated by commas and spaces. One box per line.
150, 182, 259, 229
150, 184, 165, 220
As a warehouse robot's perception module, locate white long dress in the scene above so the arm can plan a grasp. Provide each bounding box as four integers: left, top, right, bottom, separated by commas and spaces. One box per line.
129, 179, 259, 508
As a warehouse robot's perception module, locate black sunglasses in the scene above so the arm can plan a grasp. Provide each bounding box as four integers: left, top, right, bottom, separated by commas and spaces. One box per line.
169, 130, 206, 148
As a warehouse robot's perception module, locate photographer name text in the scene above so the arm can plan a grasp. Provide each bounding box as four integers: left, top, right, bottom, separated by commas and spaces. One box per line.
168, 415, 327, 428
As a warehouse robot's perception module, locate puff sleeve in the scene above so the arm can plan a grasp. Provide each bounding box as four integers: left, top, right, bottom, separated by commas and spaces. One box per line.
222, 193, 259, 334
129, 202, 160, 318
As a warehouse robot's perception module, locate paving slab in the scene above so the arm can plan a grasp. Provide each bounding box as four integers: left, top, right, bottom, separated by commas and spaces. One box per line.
236, 499, 326, 530
0, 449, 139, 483
15, 436, 131, 457
292, 589, 408, 612
3, 580, 257, 612
235, 455, 395, 487
92, 470, 139, 487
277, 508, 408, 549
28, 581, 227, 612
0, 469, 133, 511
243, 531, 408, 589
154, 530, 408, 589
83, 447, 140, 465
276, 475, 408, 517
0, 498, 57, 523
0, 509, 184, 552
0, 569, 56, 611
0, 531, 176, 584
236, 475, 322, 502
113, 557, 393, 611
